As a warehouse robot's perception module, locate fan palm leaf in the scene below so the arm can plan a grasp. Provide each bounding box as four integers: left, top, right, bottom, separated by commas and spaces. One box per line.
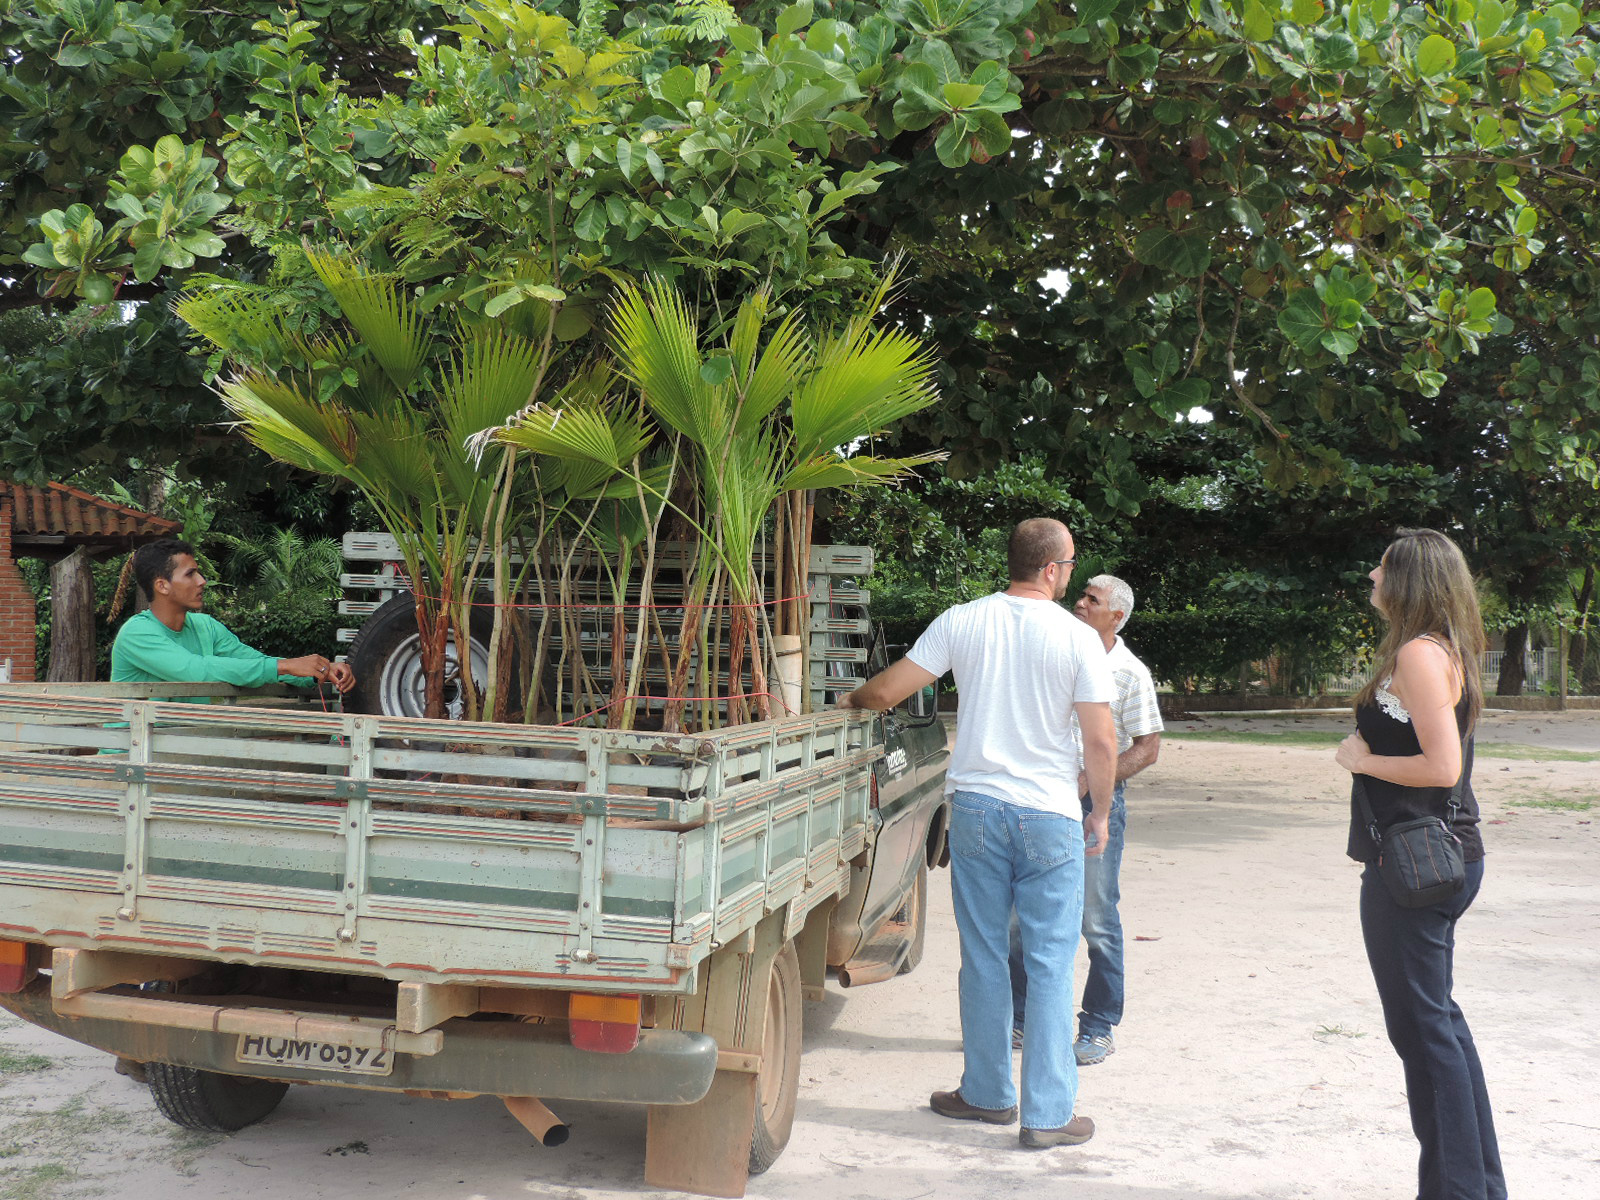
609, 278, 730, 449
733, 304, 808, 439
305, 248, 429, 391
439, 331, 548, 452
788, 323, 939, 459
219, 374, 359, 477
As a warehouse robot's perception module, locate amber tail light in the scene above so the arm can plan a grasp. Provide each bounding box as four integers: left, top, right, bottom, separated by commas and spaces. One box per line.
567, 992, 641, 1053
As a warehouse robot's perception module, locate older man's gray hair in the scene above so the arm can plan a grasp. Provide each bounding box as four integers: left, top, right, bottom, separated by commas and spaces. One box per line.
1088, 574, 1135, 633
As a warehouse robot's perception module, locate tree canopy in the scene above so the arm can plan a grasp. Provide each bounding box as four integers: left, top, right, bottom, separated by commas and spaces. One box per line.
3, 0, 1598, 692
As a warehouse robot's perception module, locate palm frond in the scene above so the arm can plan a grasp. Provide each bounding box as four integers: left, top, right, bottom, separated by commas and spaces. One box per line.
610, 278, 727, 447
779, 450, 948, 492
788, 323, 940, 458
305, 248, 429, 391
174, 286, 293, 362
440, 330, 547, 452
735, 305, 808, 438
219, 374, 359, 478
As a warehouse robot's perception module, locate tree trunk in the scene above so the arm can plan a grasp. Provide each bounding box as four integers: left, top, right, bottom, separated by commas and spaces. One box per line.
1496, 623, 1528, 696
46, 547, 97, 682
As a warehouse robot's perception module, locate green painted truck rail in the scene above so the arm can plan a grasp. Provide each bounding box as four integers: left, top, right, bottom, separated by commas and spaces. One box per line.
0, 688, 878, 995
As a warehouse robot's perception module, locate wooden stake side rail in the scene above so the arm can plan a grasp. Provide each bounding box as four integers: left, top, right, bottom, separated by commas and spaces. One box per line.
0, 689, 878, 994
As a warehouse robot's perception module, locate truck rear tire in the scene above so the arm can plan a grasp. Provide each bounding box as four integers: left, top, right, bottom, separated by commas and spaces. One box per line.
146, 1063, 289, 1132
345, 594, 516, 720
748, 941, 802, 1175
896, 863, 929, 975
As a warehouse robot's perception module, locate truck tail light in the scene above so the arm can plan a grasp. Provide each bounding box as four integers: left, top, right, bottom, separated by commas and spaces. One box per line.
0, 940, 32, 994
869, 770, 879, 810
568, 992, 640, 1053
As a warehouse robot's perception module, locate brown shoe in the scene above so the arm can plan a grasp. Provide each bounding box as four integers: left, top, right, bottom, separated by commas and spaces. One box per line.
1019, 1114, 1095, 1148
930, 1089, 1018, 1125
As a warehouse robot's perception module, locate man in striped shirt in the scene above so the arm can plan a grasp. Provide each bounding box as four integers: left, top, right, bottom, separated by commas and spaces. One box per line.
1011, 573, 1163, 1066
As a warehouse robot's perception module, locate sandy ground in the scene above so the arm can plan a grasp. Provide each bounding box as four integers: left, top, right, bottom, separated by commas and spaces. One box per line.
1, 710, 1596, 1200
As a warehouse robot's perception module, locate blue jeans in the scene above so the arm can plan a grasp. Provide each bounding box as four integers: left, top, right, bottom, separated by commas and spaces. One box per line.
1010, 784, 1126, 1039
949, 789, 1083, 1131
1360, 858, 1505, 1200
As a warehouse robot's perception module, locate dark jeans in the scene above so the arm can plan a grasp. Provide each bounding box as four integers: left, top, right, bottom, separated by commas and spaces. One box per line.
1360, 858, 1506, 1200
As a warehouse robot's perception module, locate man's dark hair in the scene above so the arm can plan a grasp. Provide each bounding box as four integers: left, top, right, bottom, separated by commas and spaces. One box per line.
1007, 519, 1069, 581
131, 538, 196, 599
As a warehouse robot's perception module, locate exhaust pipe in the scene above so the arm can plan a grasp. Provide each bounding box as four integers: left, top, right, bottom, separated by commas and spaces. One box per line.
503, 1095, 570, 1147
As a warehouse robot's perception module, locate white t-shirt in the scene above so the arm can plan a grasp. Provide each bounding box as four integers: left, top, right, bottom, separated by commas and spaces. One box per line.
908, 592, 1114, 816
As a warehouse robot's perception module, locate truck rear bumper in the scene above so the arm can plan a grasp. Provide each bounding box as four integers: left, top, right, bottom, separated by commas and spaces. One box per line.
0, 984, 717, 1105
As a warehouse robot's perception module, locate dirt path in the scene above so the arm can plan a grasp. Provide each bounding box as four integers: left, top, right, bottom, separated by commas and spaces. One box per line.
2, 718, 1596, 1200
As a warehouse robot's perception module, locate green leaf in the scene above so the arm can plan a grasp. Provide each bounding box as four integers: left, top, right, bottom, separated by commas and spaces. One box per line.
1276, 290, 1328, 353
1132, 227, 1212, 277
574, 201, 606, 243
699, 355, 733, 385
1547, 3, 1581, 38
1291, 0, 1324, 24
1464, 287, 1497, 321
942, 82, 985, 109
775, 1, 813, 38
132, 241, 164, 283
1242, 0, 1275, 42
657, 65, 697, 107
1416, 34, 1457, 78
1317, 33, 1359, 70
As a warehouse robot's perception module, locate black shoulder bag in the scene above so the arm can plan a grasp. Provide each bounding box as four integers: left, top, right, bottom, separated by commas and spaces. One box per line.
1354, 738, 1468, 908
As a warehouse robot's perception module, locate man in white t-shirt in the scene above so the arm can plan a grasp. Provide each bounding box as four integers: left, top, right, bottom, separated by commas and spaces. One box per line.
839, 518, 1117, 1150
1009, 574, 1164, 1066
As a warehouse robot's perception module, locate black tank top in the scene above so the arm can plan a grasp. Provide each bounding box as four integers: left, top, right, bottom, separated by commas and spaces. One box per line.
1346, 677, 1484, 864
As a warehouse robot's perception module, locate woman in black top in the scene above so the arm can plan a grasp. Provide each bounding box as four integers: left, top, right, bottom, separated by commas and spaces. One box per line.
1335, 529, 1505, 1200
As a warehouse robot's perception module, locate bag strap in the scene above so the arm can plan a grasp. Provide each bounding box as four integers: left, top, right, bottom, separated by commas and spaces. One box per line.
1355, 730, 1470, 845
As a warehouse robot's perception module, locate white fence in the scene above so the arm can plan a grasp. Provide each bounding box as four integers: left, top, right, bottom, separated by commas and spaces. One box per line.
1319, 649, 1565, 696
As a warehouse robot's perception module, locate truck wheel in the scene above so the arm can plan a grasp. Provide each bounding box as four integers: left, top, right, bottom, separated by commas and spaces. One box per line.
146, 1063, 289, 1132
896, 863, 929, 975
748, 941, 802, 1175
345, 594, 515, 719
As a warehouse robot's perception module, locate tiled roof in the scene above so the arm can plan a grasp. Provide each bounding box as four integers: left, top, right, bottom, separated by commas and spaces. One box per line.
5, 481, 181, 544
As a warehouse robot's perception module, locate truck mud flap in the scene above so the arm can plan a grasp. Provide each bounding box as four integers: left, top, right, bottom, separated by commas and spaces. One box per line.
0, 984, 716, 1105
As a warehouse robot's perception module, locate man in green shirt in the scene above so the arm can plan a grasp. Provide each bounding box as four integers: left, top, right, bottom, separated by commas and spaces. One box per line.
111, 539, 355, 696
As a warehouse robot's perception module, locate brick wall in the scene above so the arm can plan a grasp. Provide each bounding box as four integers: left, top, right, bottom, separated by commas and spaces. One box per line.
0, 493, 39, 681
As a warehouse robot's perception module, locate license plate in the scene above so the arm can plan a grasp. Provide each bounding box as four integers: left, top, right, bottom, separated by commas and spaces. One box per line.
236, 1033, 395, 1076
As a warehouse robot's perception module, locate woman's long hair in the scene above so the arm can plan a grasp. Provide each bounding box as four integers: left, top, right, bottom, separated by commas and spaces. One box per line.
1355, 528, 1487, 727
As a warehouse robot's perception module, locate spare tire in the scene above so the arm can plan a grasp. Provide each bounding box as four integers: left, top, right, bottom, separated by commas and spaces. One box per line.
344, 594, 519, 720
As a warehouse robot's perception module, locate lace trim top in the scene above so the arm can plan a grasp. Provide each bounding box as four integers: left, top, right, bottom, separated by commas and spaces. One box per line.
1375, 677, 1409, 724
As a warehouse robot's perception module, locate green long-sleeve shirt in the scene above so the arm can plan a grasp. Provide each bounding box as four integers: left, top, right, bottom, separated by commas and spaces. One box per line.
111, 610, 297, 700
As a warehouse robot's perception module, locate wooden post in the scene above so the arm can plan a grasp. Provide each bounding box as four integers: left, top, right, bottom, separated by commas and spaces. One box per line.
46, 547, 97, 682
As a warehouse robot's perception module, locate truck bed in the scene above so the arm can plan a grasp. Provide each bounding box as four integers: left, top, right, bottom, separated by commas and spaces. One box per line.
0, 692, 878, 995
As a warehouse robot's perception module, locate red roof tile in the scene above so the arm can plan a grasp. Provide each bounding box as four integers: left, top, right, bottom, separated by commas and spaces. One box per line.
5, 481, 181, 543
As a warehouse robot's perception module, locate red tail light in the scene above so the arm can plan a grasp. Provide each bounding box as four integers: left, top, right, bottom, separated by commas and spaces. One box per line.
568, 992, 641, 1053
869, 770, 880, 810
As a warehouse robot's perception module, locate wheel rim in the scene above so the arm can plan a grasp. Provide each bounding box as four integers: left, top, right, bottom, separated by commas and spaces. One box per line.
759, 963, 789, 1122
375, 631, 490, 719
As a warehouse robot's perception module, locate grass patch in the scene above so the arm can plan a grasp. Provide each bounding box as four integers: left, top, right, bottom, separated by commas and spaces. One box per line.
1475, 743, 1600, 763
1165, 729, 1343, 747
0, 1049, 52, 1075
1314, 1024, 1367, 1040
1510, 796, 1596, 812
1, 1162, 73, 1200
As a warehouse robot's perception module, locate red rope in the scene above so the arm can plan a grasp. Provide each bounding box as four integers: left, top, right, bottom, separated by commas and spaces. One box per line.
398, 589, 814, 613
